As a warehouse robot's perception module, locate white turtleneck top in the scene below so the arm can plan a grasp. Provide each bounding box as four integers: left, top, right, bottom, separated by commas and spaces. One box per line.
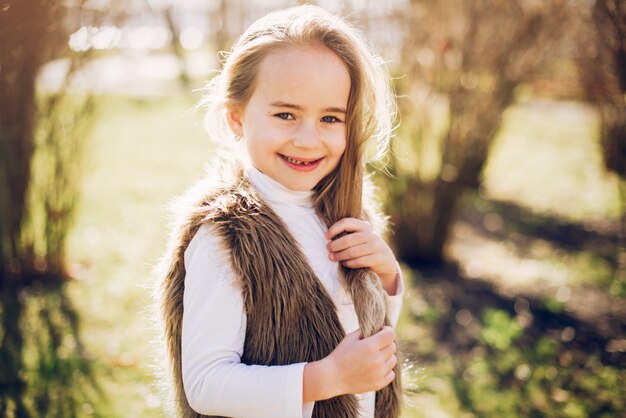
181, 166, 404, 418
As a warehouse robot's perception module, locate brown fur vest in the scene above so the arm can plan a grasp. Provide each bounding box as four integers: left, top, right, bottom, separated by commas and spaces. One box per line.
157, 170, 402, 418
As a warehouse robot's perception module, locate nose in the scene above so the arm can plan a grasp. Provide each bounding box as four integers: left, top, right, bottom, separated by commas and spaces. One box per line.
293, 120, 321, 149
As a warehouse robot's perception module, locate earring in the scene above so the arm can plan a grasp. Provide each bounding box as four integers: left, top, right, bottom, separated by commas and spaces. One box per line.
234, 134, 242, 141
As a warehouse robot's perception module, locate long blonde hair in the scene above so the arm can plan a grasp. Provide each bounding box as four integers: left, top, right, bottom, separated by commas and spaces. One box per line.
200, 5, 397, 338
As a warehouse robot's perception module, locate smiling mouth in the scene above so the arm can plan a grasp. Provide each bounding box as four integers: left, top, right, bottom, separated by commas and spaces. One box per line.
278, 154, 323, 166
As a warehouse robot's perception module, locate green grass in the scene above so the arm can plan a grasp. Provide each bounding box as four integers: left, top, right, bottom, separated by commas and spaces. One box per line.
64, 95, 621, 417
483, 100, 620, 221
66, 95, 211, 417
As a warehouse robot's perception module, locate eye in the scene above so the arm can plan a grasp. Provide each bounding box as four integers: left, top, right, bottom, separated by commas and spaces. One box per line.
275, 113, 294, 120
321, 115, 341, 123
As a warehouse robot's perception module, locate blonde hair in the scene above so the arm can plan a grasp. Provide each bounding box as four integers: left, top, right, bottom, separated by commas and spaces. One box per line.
200, 5, 397, 336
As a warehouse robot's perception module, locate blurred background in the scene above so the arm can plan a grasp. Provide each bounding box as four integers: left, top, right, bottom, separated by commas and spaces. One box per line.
1, 0, 625, 417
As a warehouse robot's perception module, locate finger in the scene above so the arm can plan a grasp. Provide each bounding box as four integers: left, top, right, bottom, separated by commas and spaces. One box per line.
327, 231, 370, 252
341, 254, 378, 269
373, 326, 396, 347
345, 328, 362, 340
379, 341, 397, 358
325, 218, 371, 240
382, 369, 395, 386
384, 354, 398, 370
332, 242, 376, 262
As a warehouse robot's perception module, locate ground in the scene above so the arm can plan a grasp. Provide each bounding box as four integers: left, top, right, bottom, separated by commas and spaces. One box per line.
64, 95, 624, 417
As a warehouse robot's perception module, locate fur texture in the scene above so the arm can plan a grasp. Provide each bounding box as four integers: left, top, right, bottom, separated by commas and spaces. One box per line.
156, 169, 402, 417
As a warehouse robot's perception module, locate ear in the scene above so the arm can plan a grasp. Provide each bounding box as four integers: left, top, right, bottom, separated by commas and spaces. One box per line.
226, 103, 244, 137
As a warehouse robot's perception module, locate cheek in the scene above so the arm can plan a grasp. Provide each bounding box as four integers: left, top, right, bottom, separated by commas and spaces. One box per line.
245, 121, 282, 154
330, 131, 347, 159
245, 136, 270, 165
259, 118, 290, 143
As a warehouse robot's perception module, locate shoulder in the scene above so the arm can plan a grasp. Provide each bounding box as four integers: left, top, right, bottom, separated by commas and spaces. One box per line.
184, 223, 239, 289
185, 223, 228, 267
166, 163, 250, 240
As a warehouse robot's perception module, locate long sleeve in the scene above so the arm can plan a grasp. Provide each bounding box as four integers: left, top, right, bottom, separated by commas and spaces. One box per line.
384, 270, 405, 328
182, 224, 311, 418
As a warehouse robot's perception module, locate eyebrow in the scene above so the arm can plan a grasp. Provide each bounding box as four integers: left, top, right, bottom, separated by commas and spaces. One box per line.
269, 101, 346, 114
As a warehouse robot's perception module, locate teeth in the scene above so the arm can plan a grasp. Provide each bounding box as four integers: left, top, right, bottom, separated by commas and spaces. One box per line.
284, 156, 316, 165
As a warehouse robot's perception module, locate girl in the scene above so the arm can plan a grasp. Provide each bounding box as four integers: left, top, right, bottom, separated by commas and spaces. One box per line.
156, 5, 404, 418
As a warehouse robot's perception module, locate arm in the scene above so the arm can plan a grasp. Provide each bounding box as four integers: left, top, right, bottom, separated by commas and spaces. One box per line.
383, 269, 404, 328
182, 224, 312, 418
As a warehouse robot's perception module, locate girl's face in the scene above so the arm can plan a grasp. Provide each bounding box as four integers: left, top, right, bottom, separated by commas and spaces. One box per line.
228, 45, 350, 191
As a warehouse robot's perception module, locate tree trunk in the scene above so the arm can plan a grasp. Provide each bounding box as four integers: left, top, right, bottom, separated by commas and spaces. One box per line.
384, 0, 554, 265
0, 0, 49, 274
392, 175, 464, 265
389, 83, 514, 265
0, 1, 99, 416
580, 0, 626, 284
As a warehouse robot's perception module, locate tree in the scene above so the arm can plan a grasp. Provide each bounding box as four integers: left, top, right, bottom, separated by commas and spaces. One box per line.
0, 1, 99, 416
384, 0, 568, 264
579, 0, 626, 289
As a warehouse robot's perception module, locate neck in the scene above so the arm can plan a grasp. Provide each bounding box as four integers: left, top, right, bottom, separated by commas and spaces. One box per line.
245, 165, 315, 208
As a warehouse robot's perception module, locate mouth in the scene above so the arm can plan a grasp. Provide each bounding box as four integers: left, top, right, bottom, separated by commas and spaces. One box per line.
278, 154, 324, 171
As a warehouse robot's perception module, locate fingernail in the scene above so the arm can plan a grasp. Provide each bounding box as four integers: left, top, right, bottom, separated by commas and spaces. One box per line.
329, 253, 335, 261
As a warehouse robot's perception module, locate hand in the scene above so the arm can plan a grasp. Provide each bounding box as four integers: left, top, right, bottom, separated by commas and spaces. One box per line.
325, 326, 397, 396
325, 218, 399, 289
303, 327, 397, 402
